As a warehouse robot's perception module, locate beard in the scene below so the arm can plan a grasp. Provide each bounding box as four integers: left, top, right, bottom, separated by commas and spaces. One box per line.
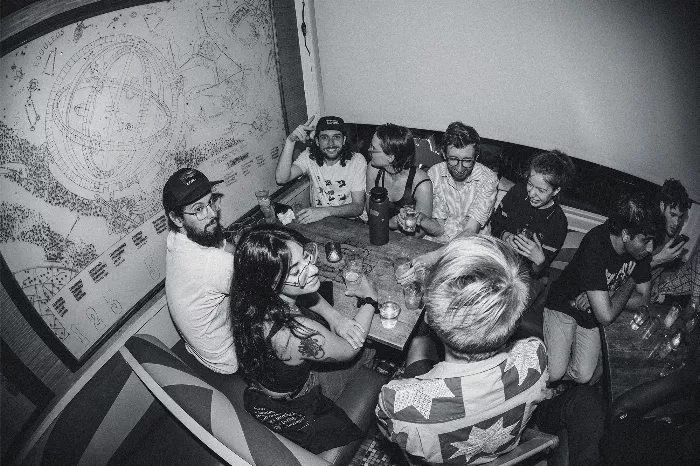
184, 217, 224, 248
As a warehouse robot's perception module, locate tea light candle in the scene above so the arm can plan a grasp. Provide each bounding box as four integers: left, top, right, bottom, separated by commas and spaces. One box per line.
325, 242, 342, 263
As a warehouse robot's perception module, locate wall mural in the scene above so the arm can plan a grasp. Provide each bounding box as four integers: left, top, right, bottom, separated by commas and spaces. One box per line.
0, 0, 286, 363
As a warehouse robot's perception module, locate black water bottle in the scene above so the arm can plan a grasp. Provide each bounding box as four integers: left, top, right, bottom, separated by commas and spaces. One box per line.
368, 186, 390, 245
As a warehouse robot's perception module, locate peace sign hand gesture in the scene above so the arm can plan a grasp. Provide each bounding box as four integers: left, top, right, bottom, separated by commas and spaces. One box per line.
287, 115, 316, 144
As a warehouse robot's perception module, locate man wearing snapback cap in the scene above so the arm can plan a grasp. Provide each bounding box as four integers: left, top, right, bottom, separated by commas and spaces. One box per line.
276, 115, 366, 224
163, 167, 238, 374
163, 168, 368, 374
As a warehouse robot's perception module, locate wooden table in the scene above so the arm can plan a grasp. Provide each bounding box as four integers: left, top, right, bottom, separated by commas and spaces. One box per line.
293, 218, 441, 350
604, 303, 697, 400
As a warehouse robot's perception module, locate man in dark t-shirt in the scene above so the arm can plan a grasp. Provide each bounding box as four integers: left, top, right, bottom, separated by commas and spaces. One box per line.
544, 192, 660, 384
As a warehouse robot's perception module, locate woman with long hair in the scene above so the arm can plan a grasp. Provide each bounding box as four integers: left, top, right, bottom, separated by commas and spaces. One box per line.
230, 224, 378, 450
366, 123, 440, 237
491, 150, 576, 276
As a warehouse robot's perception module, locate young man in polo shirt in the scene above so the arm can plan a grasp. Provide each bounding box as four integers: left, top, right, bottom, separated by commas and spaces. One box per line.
275, 115, 366, 224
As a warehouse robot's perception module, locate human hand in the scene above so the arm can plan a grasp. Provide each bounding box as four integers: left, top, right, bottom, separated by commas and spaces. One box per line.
570, 292, 590, 312
286, 115, 315, 144
332, 314, 366, 350
654, 238, 686, 266
295, 206, 329, 224
344, 274, 377, 301
511, 232, 546, 266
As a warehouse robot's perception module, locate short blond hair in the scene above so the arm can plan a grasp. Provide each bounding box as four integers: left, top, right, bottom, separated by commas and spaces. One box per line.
425, 235, 529, 359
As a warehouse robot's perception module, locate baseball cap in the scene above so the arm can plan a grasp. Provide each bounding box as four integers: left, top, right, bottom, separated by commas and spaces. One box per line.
315, 116, 346, 134
162, 168, 223, 211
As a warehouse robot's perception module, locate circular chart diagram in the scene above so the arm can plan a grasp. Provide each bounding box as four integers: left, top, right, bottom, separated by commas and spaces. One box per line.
46, 34, 183, 201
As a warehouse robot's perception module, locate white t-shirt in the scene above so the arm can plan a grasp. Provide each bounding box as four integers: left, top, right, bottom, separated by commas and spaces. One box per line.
165, 231, 237, 374
293, 150, 367, 207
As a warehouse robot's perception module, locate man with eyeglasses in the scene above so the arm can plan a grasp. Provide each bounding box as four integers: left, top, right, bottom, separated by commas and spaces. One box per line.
425, 121, 498, 243
276, 115, 366, 224
163, 168, 367, 375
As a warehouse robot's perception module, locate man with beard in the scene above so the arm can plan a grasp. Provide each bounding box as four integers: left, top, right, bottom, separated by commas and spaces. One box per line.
425, 121, 498, 243
276, 115, 366, 224
544, 192, 658, 384
163, 168, 367, 374
163, 168, 238, 374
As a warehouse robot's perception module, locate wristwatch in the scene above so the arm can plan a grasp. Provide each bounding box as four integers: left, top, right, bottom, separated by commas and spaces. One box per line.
357, 296, 380, 314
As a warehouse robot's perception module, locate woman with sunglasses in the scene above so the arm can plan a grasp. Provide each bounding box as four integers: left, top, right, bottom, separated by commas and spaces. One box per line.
366, 123, 440, 237
230, 225, 378, 447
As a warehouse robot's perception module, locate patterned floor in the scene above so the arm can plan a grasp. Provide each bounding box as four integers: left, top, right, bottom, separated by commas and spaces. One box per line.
350, 431, 405, 466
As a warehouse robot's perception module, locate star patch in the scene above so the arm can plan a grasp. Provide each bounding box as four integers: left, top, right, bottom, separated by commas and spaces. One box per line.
448, 416, 517, 462
504, 339, 542, 386
389, 379, 455, 419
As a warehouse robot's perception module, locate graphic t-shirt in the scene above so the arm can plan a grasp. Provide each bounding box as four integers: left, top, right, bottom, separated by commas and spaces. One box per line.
546, 222, 652, 328
293, 150, 366, 207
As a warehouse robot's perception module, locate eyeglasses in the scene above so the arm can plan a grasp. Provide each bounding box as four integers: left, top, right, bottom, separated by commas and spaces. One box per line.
284, 242, 318, 288
368, 146, 384, 155
446, 157, 476, 168
318, 134, 344, 144
182, 194, 222, 221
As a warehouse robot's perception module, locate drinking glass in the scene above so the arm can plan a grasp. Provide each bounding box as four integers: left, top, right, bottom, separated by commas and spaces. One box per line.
403, 206, 418, 232
379, 301, 401, 329
255, 189, 271, 208
403, 282, 423, 311
393, 256, 412, 283
343, 253, 364, 293
630, 305, 650, 330
517, 226, 534, 241
642, 317, 661, 340
413, 262, 430, 286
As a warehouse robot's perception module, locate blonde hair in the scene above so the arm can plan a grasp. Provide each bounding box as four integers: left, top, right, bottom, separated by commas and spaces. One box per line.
425, 235, 529, 360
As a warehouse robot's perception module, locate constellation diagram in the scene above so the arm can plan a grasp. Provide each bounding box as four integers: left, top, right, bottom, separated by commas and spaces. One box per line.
45, 34, 181, 202
16, 266, 76, 341
25, 79, 40, 130
43, 48, 56, 76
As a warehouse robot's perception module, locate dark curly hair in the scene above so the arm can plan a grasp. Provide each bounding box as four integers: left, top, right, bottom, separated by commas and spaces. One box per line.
440, 121, 481, 157
608, 191, 663, 238
659, 178, 690, 213
230, 225, 318, 383
529, 150, 576, 191
309, 132, 354, 167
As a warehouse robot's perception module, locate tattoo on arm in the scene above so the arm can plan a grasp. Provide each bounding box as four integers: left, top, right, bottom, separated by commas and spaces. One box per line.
298, 337, 326, 360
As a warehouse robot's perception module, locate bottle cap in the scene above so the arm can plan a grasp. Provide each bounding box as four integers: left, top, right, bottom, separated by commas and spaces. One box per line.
369, 186, 388, 202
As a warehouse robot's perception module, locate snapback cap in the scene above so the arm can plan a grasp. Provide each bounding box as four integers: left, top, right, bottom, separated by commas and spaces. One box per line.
315, 116, 346, 134
162, 168, 223, 211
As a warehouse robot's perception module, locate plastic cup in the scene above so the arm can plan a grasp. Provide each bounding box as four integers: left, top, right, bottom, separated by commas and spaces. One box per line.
403, 207, 418, 232
393, 256, 412, 283
403, 283, 423, 310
